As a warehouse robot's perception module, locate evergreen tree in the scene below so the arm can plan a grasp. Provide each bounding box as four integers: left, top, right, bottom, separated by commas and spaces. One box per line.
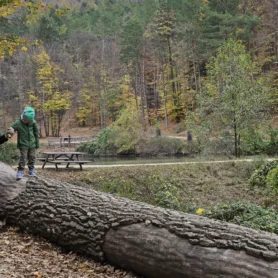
199, 0, 260, 59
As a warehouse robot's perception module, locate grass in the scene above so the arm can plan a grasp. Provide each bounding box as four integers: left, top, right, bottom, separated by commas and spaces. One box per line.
37, 159, 278, 234
38, 160, 266, 211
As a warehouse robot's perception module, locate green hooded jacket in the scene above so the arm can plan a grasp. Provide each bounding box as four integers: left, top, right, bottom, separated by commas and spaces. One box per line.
10, 119, 39, 149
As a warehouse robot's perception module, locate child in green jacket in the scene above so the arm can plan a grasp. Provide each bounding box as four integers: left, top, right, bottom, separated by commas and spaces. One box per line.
10, 106, 39, 179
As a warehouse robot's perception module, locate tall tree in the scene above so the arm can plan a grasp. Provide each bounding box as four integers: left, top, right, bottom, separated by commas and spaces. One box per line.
152, 3, 181, 122
120, 16, 145, 122
205, 39, 271, 157
28, 48, 71, 136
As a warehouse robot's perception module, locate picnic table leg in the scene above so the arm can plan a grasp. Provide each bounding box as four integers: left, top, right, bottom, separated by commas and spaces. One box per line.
66, 154, 75, 168
41, 155, 49, 169
42, 161, 46, 169
79, 163, 83, 170
55, 164, 59, 171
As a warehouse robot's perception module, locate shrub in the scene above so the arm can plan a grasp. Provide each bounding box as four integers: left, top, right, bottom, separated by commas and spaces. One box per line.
241, 129, 267, 155
204, 137, 234, 157
154, 183, 181, 210
202, 202, 278, 234
266, 167, 278, 195
173, 122, 186, 134
77, 141, 97, 153
112, 104, 146, 154
248, 159, 278, 188
0, 142, 18, 164
264, 128, 278, 155
93, 128, 118, 155
140, 136, 186, 156
241, 128, 278, 156
77, 128, 118, 155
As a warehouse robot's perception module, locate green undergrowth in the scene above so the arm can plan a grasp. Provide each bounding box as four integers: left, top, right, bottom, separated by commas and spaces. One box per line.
75, 162, 257, 210
202, 202, 278, 234
248, 159, 278, 197
40, 160, 278, 234
0, 142, 18, 164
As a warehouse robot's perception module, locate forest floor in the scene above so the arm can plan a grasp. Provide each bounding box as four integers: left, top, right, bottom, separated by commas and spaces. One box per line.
0, 225, 135, 278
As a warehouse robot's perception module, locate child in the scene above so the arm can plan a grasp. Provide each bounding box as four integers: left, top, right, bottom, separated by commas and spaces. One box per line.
9, 106, 39, 179
0, 128, 14, 145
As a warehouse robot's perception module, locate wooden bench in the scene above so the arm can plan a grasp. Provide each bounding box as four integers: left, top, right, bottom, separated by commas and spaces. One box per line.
36, 157, 72, 162
46, 160, 91, 170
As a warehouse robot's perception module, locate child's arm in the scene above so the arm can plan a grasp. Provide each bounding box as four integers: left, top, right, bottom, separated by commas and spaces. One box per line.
33, 121, 39, 149
9, 121, 18, 132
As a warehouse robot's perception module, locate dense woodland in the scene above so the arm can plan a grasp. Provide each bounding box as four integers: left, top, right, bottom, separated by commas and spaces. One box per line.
0, 0, 278, 156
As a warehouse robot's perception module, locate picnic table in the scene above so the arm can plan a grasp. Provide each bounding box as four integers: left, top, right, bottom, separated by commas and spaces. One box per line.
38, 152, 90, 170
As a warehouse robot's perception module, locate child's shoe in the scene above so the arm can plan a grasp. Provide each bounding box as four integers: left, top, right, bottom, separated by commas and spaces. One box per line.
16, 170, 23, 180
28, 169, 37, 176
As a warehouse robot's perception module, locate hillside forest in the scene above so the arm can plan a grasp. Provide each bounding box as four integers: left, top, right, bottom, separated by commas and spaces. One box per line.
0, 0, 278, 156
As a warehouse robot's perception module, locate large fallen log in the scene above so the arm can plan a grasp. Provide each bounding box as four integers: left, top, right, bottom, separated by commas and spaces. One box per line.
0, 162, 278, 278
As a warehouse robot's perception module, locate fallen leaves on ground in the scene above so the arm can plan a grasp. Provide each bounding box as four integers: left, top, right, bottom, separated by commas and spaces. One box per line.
0, 225, 134, 278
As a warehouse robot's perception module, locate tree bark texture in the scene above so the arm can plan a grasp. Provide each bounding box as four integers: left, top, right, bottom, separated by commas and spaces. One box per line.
0, 163, 26, 218
0, 162, 278, 278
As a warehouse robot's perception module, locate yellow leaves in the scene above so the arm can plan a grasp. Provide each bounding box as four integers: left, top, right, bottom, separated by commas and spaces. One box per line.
0, 0, 46, 20
28, 48, 72, 119
0, 37, 21, 59
25, 1, 50, 25
196, 208, 204, 215
54, 7, 70, 18
76, 87, 95, 125
0, 0, 23, 18
0, 1, 48, 60
120, 74, 136, 105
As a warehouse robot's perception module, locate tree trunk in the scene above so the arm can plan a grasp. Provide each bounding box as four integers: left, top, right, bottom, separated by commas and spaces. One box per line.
162, 64, 168, 128
1, 162, 278, 278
